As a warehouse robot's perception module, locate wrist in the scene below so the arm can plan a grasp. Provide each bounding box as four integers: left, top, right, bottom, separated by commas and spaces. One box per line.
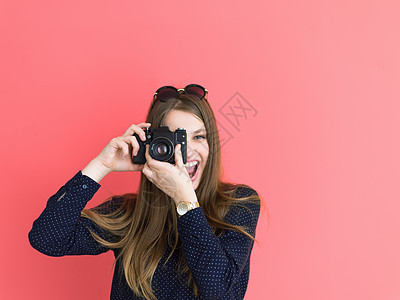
173, 188, 199, 217
176, 200, 199, 217
82, 158, 111, 183
173, 189, 197, 205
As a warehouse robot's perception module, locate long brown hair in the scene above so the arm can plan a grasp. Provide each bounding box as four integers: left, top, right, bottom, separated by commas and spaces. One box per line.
81, 93, 263, 299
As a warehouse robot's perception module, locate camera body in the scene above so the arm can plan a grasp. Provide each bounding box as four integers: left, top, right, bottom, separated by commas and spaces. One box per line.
133, 126, 187, 165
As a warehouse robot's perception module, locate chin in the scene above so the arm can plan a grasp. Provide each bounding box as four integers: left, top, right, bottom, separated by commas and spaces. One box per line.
192, 176, 200, 191
192, 180, 198, 190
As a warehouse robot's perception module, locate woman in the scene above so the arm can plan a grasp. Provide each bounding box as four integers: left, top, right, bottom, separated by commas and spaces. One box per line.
29, 84, 261, 300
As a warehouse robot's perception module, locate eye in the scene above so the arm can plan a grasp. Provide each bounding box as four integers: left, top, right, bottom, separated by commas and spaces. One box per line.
194, 135, 206, 140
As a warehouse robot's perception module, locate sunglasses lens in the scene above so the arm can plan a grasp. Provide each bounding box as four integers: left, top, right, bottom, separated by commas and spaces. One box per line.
185, 85, 205, 99
157, 87, 178, 102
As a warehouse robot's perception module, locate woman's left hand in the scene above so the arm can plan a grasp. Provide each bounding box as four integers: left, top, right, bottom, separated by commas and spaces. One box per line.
141, 144, 197, 205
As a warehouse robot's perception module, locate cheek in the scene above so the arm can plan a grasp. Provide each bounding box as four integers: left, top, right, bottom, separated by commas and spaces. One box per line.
201, 151, 209, 167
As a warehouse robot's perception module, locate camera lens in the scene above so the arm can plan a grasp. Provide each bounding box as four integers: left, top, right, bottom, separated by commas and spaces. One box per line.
156, 144, 168, 155
150, 137, 174, 162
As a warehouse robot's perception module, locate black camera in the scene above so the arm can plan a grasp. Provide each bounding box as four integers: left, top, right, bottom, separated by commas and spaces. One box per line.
132, 126, 187, 165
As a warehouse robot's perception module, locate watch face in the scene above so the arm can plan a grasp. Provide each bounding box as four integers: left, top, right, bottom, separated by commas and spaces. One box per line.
177, 202, 188, 216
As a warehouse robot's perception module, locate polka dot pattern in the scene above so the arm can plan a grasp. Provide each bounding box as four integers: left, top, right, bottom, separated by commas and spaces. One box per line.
29, 170, 261, 299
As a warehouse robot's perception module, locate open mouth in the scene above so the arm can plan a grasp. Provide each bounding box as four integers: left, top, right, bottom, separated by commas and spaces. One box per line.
185, 161, 199, 180
190, 164, 199, 179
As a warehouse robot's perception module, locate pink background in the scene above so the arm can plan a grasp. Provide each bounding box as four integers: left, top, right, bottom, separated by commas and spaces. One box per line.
1, 0, 400, 299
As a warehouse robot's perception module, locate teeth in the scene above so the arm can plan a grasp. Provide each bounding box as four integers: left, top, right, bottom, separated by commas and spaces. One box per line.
185, 161, 198, 167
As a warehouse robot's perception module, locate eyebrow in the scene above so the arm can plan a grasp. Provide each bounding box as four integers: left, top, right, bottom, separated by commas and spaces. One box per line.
191, 127, 206, 134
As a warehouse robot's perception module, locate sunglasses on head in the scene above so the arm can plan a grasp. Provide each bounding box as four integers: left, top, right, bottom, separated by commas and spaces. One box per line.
151, 84, 208, 109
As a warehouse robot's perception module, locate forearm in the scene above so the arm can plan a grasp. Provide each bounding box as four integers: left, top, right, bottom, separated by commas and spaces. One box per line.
28, 171, 106, 256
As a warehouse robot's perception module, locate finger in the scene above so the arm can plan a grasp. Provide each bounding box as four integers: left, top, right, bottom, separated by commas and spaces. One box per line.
174, 144, 184, 168
122, 126, 147, 141
123, 123, 151, 139
144, 144, 166, 171
174, 144, 190, 182
144, 144, 152, 162
116, 136, 137, 158
112, 138, 130, 157
141, 164, 154, 181
126, 135, 140, 156
116, 135, 137, 152
175, 144, 190, 182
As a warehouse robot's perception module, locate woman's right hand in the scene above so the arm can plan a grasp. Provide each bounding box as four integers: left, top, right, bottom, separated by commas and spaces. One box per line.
93, 122, 152, 173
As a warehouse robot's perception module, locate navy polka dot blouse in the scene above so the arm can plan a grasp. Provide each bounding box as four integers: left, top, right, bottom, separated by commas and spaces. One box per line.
28, 170, 260, 299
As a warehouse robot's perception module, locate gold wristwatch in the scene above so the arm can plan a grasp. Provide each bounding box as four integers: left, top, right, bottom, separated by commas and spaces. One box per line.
177, 201, 199, 216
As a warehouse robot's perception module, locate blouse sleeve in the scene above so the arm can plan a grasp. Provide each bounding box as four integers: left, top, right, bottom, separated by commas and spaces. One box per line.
28, 170, 117, 257
177, 187, 261, 299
